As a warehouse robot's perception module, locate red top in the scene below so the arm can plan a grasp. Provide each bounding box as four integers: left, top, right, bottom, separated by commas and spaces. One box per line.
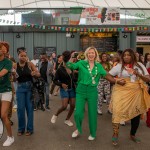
124, 64, 133, 68
147, 68, 150, 74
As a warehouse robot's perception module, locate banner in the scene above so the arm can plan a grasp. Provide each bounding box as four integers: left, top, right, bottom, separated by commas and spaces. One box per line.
81, 7, 120, 25
89, 33, 112, 38
136, 36, 150, 42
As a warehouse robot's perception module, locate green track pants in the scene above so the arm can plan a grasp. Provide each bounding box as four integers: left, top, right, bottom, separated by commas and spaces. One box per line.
74, 84, 98, 138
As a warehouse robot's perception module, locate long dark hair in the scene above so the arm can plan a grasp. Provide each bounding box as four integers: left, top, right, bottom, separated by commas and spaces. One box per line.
121, 49, 144, 74
144, 53, 150, 65
100, 52, 109, 62
139, 54, 144, 64
100, 52, 111, 71
62, 51, 71, 63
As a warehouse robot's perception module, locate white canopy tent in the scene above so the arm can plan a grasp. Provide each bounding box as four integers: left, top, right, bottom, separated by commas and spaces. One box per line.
0, 0, 150, 9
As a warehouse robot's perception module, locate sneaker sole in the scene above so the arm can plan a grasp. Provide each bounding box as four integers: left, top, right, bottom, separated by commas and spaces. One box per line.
65, 123, 73, 127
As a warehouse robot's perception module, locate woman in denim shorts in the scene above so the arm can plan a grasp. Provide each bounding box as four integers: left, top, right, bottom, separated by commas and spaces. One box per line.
51, 51, 76, 127
0, 42, 14, 146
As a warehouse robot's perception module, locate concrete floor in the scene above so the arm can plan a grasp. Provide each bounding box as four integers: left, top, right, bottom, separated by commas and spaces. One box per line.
0, 96, 150, 150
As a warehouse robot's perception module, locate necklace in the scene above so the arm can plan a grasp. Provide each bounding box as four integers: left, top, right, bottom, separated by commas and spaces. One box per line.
19, 63, 25, 71
87, 64, 98, 84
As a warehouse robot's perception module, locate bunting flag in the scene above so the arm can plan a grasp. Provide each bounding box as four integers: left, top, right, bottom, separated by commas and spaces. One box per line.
0, 19, 20, 24
22, 23, 149, 32
69, 7, 83, 25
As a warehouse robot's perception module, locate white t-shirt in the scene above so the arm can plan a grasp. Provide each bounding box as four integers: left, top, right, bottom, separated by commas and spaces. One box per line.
109, 62, 149, 79
31, 59, 39, 69
146, 62, 150, 69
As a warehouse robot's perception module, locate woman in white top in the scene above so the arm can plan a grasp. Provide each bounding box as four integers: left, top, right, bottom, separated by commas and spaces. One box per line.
144, 53, 150, 68
109, 49, 150, 146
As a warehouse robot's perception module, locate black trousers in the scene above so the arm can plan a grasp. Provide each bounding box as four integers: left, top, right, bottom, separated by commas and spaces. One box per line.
130, 115, 141, 136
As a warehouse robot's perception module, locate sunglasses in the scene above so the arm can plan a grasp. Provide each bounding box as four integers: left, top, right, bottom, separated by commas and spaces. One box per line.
17, 49, 27, 55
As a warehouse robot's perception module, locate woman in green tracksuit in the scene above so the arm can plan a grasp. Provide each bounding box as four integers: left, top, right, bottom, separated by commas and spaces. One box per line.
66, 47, 125, 141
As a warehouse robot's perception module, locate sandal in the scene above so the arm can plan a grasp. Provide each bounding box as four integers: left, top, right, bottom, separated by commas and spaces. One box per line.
130, 136, 141, 143
17, 131, 24, 136
112, 135, 118, 146
25, 131, 33, 136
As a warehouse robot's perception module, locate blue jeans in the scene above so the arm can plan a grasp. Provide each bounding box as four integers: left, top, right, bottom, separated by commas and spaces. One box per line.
16, 81, 33, 133
13, 82, 17, 105
45, 83, 50, 108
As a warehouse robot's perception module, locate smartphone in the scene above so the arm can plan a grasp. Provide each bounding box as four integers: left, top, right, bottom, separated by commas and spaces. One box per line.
72, 52, 79, 58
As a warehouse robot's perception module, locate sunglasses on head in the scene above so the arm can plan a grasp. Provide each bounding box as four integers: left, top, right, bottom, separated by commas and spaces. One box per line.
17, 49, 27, 55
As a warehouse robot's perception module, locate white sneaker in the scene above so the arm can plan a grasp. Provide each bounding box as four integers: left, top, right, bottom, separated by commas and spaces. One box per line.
54, 92, 58, 96
64, 120, 73, 127
3, 136, 14, 147
88, 135, 95, 141
97, 110, 102, 115
13, 105, 17, 109
103, 99, 107, 103
120, 121, 125, 126
51, 115, 57, 124
72, 130, 79, 138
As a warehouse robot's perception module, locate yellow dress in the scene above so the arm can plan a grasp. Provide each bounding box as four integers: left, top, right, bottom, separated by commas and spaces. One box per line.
111, 78, 150, 123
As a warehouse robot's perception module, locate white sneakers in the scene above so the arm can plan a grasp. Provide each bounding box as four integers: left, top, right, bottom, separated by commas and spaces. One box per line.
88, 135, 95, 141
72, 130, 95, 141
120, 121, 126, 126
51, 115, 58, 123
51, 115, 73, 127
103, 99, 107, 103
97, 110, 103, 115
64, 120, 73, 127
72, 130, 80, 138
13, 105, 17, 109
53, 92, 58, 96
3, 136, 14, 147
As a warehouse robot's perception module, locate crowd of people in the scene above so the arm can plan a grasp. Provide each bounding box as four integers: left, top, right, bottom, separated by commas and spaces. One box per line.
0, 41, 150, 147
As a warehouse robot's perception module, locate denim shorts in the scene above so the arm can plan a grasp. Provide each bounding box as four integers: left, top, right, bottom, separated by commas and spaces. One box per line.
0, 92, 12, 102
60, 88, 76, 99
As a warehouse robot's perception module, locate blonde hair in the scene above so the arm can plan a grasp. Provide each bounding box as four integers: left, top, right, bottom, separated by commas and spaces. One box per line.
84, 47, 100, 62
